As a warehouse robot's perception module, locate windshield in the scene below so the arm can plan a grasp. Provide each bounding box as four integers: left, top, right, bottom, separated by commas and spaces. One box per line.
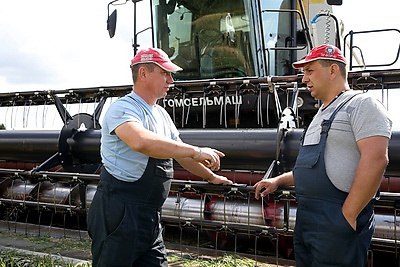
260, 0, 299, 76
153, 0, 258, 80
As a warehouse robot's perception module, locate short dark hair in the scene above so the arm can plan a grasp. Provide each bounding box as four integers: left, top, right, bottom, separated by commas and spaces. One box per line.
131, 63, 156, 83
319, 59, 347, 78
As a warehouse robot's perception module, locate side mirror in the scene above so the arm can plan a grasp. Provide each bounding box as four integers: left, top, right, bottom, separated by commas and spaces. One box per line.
327, 0, 342, 5
107, 9, 117, 38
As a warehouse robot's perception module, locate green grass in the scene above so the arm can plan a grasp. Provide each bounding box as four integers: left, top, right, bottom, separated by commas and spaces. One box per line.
0, 232, 271, 266
0, 231, 91, 266
24, 234, 91, 254
167, 253, 270, 266
0, 251, 265, 267
0, 249, 90, 267
0, 250, 268, 267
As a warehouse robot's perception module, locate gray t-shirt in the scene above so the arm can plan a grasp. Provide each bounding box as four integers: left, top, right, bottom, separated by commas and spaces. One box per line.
100, 92, 180, 182
303, 90, 392, 192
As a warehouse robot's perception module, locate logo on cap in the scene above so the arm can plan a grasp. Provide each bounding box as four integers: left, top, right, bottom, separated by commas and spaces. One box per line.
140, 54, 154, 62
326, 46, 335, 54
320, 46, 336, 58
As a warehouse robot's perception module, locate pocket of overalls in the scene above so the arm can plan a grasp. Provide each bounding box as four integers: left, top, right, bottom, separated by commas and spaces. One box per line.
155, 158, 174, 178
322, 201, 356, 236
294, 144, 320, 168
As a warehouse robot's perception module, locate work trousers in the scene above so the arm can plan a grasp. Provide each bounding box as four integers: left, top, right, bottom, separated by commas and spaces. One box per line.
88, 157, 173, 266
293, 95, 374, 266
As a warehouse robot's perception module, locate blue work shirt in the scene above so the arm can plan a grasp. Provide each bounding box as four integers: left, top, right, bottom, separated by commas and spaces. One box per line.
100, 91, 179, 182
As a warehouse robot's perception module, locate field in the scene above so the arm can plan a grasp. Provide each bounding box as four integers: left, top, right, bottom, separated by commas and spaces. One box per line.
0, 223, 287, 267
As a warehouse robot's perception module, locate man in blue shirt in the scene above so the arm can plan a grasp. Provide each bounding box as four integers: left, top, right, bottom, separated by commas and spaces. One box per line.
88, 47, 233, 266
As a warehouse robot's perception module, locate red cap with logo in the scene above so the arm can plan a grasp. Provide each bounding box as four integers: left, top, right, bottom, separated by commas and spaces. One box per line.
292, 44, 347, 69
130, 48, 183, 72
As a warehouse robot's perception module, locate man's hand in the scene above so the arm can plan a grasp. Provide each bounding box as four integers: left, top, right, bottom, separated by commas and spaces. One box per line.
253, 178, 279, 200
193, 147, 225, 171
207, 174, 233, 185
342, 207, 357, 231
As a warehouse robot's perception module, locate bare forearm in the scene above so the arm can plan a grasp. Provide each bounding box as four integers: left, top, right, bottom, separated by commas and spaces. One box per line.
254, 171, 294, 199
176, 157, 214, 180
342, 157, 386, 218
176, 157, 233, 185
115, 122, 225, 171
343, 136, 389, 224
115, 122, 200, 159
135, 134, 199, 159
276, 171, 295, 187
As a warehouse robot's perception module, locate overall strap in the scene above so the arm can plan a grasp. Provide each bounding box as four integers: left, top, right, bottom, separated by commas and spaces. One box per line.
320, 93, 361, 135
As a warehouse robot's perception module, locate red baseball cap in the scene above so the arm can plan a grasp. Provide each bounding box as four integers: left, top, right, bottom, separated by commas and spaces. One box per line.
130, 48, 183, 72
292, 44, 347, 69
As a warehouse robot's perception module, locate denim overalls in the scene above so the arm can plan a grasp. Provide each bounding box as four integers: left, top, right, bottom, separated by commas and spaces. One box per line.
293, 95, 375, 267
88, 157, 173, 267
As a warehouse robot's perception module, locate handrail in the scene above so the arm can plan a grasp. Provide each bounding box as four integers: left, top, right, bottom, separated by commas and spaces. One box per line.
344, 29, 400, 70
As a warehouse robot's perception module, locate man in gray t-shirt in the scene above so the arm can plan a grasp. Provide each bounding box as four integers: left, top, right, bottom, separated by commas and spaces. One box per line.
254, 44, 392, 267
304, 91, 391, 192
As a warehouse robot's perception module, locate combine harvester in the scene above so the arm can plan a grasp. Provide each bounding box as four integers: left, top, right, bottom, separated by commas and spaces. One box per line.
0, 0, 400, 265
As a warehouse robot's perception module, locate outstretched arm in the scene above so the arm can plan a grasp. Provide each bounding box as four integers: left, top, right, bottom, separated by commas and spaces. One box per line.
253, 171, 294, 200
115, 121, 228, 173
174, 138, 233, 185
175, 156, 233, 185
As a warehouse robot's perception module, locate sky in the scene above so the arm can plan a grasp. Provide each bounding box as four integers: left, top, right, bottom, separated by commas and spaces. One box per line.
0, 0, 152, 92
332, 1, 400, 69
0, 0, 399, 128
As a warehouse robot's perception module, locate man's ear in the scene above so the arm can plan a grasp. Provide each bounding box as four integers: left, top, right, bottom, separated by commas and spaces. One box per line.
330, 63, 339, 78
138, 66, 148, 80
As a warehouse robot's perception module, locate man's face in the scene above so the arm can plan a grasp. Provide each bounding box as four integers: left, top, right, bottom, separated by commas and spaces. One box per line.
301, 60, 331, 101
146, 65, 174, 99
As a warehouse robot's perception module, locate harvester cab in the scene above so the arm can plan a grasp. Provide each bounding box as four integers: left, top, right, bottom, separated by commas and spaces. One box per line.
106, 0, 399, 130
108, 0, 343, 77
